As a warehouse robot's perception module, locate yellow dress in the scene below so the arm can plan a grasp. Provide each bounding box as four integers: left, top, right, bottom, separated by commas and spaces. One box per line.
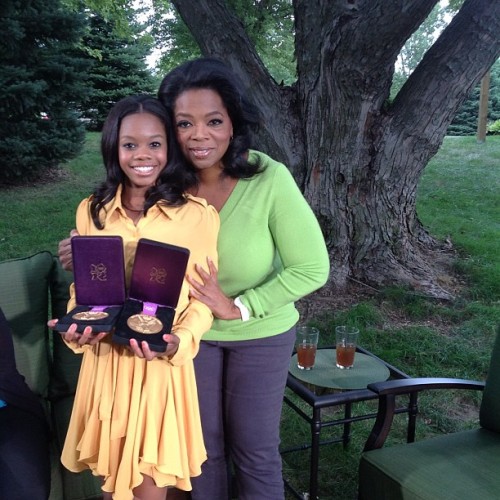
61, 189, 219, 499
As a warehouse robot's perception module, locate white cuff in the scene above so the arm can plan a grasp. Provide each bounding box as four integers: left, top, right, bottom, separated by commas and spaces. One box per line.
234, 296, 250, 322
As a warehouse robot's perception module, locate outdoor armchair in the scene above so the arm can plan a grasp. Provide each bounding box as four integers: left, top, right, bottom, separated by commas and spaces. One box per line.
358, 329, 500, 499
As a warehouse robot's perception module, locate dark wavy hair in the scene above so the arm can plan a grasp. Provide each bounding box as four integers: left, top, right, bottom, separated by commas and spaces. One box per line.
158, 57, 262, 188
90, 95, 188, 229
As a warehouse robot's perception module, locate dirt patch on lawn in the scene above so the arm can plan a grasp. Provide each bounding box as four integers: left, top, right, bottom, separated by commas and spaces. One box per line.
0, 166, 70, 189
296, 244, 464, 330
296, 280, 377, 323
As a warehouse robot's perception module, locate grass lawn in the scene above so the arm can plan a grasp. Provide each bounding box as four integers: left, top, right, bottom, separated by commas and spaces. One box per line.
281, 136, 500, 499
0, 133, 102, 259
0, 134, 499, 499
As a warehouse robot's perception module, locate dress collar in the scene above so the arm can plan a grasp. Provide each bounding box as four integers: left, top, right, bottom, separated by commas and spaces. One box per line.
101, 185, 209, 224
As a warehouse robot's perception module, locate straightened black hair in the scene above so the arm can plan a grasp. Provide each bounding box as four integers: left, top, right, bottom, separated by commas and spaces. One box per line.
90, 94, 188, 229
158, 57, 262, 188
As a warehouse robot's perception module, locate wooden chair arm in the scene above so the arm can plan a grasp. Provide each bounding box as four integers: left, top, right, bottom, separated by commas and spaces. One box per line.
363, 377, 485, 451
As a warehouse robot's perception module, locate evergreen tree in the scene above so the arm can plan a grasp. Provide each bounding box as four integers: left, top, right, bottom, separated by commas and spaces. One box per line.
0, 0, 91, 183
448, 59, 500, 135
79, 11, 157, 131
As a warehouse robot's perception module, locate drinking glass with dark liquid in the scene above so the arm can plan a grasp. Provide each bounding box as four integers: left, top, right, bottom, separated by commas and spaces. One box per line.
296, 326, 319, 370
335, 326, 359, 369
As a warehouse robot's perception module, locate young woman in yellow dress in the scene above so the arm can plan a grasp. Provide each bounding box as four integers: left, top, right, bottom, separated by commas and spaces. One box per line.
49, 95, 219, 500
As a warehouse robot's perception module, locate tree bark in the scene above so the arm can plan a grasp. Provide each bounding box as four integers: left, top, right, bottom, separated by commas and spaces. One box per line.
476, 71, 491, 142
170, 0, 500, 298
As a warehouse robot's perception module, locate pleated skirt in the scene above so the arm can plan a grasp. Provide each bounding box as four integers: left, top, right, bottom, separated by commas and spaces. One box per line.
61, 339, 206, 500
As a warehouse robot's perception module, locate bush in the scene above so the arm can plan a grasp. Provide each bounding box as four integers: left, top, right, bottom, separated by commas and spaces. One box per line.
487, 119, 500, 135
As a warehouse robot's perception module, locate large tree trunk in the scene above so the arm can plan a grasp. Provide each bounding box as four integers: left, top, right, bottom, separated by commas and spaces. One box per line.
171, 0, 500, 298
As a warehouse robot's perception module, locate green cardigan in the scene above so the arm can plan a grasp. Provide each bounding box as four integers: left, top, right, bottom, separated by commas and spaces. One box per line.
203, 150, 330, 342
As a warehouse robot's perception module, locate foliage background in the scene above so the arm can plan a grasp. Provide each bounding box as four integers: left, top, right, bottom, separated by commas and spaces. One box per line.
0, 0, 156, 183
0, 0, 90, 182
1, 0, 498, 185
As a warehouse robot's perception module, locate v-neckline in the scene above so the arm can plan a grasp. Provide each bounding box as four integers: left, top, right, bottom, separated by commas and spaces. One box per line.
218, 178, 245, 220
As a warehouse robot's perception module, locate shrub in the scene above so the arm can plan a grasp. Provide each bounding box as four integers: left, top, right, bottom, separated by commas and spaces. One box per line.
487, 119, 500, 135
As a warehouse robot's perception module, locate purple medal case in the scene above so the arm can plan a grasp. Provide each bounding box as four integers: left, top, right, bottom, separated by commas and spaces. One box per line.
54, 236, 126, 333
113, 238, 190, 352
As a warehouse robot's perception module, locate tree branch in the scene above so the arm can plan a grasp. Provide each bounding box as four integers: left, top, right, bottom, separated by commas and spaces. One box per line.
294, 1, 438, 102
293, 0, 441, 189
389, 0, 500, 162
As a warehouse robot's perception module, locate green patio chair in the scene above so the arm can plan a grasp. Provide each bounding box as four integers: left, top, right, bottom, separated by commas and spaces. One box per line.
358, 329, 500, 499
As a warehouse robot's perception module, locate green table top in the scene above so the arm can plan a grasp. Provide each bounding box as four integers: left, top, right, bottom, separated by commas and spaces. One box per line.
289, 348, 390, 390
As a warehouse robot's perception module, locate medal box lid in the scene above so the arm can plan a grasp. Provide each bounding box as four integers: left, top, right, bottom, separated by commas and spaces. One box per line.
72, 236, 126, 306
128, 238, 190, 309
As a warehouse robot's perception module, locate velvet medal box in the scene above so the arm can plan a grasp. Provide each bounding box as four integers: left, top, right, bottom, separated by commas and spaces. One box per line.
54, 236, 126, 333
113, 238, 190, 352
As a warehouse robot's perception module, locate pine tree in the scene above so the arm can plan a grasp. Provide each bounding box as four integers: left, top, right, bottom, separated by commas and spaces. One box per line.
0, 0, 91, 183
448, 60, 500, 135
79, 11, 157, 131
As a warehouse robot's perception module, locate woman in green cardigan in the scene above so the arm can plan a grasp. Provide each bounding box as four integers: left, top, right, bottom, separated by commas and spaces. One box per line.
158, 58, 330, 500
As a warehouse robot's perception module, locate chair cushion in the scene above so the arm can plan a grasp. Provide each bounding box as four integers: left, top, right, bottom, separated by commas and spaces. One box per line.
48, 258, 82, 401
0, 252, 53, 397
0, 254, 102, 500
359, 428, 500, 500
480, 328, 500, 433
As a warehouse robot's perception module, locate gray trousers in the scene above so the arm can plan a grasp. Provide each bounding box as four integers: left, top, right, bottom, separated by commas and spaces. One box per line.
191, 327, 296, 500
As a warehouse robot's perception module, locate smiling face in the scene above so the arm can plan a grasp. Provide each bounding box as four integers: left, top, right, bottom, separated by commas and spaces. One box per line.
173, 88, 234, 173
118, 112, 168, 189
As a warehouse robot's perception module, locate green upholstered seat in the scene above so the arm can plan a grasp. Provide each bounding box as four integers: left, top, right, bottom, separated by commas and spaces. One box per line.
359, 330, 500, 500
360, 429, 500, 499
0, 253, 102, 500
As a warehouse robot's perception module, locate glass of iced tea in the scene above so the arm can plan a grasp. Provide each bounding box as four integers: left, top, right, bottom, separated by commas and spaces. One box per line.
335, 326, 359, 369
295, 326, 319, 370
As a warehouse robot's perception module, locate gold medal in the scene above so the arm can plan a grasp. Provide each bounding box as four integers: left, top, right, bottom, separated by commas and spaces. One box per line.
127, 314, 163, 334
72, 310, 109, 321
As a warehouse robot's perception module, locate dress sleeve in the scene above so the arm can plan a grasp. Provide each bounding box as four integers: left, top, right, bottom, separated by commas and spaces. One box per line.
240, 163, 330, 319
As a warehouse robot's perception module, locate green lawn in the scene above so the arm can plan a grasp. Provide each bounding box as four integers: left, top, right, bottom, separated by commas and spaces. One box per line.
0, 133, 102, 259
417, 136, 500, 301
